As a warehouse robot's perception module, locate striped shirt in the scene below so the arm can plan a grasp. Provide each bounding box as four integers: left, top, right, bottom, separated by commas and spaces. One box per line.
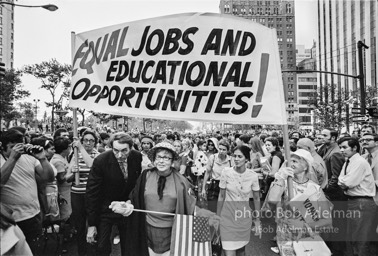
71, 149, 99, 194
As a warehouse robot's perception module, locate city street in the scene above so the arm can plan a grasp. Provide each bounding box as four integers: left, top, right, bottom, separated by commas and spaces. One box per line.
41, 217, 278, 256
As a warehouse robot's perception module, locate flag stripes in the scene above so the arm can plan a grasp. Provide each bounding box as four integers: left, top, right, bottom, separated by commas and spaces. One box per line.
171, 214, 211, 256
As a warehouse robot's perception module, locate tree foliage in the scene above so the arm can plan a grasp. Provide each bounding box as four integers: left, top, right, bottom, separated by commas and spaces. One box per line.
308, 84, 377, 131
0, 69, 30, 127
23, 59, 71, 132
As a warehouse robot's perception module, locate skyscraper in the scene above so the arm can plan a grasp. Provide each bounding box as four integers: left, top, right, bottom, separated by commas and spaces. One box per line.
219, 0, 297, 124
0, 0, 15, 68
317, 0, 377, 128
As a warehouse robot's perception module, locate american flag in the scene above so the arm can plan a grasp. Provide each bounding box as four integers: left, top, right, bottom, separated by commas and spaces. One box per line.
170, 214, 211, 256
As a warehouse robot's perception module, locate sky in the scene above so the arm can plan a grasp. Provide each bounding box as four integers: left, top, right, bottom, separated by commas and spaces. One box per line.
13, 0, 318, 120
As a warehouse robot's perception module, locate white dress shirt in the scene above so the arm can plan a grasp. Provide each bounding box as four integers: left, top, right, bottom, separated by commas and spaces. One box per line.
338, 153, 376, 197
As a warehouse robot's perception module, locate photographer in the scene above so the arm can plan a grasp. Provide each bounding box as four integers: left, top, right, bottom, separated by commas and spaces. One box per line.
0, 129, 54, 254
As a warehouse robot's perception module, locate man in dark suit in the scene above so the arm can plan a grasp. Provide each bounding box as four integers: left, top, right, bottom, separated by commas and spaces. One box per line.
320, 128, 346, 256
86, 132, 142, 256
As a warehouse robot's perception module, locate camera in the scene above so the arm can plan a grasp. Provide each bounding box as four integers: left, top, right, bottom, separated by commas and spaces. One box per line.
23, 145, 43, 155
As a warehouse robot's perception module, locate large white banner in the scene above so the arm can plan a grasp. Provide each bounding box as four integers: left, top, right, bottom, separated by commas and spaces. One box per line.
69, 13, 287, 125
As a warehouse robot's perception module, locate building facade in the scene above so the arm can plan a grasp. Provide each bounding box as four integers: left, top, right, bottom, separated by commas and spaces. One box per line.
219, 0, 298, 125
296, 43, 317, 130
317, 0, 378, 128
0, 0, 15, 68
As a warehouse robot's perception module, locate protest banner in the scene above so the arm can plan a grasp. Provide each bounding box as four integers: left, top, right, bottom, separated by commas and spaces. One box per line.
69, 13, 287, 125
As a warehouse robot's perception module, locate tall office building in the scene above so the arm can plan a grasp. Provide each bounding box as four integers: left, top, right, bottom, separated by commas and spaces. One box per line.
317, 0, 377, 127
297, 43, 317, 130
219, 0, 298, 124
0, 0, 15, 68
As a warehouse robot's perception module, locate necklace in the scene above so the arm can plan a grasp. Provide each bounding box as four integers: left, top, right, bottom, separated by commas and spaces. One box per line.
293, 178, 309, 184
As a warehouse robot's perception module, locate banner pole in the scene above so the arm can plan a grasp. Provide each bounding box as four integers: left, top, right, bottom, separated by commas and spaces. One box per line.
282, 124, 293, 200
71, 31, 80, 186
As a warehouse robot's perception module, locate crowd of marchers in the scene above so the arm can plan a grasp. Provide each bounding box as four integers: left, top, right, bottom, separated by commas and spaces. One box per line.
0, 123, 377, 256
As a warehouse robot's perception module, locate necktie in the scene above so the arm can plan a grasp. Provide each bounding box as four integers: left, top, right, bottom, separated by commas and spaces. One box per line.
344, 159, 350, 175
367, 154, 373, 166
119, 161, 128, 181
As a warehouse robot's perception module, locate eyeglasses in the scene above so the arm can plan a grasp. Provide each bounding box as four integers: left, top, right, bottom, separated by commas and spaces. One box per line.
155, 156, 172, 161
83, 139, 95, 144
208, 144, 214, 147
359, 138, 374, 143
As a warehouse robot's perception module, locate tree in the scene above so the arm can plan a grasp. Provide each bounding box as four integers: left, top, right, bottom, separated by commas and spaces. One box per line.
23, 59, 71, 133
307, 84, 377, 131
18, 102, 35, 126
308, 84, 347, 130
0, 69, 30, 128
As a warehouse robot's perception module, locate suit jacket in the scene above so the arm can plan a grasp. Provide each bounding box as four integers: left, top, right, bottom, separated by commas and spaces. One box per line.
322, 142, 345, 200
362, 150, 378, 205
86, 149, 142, 226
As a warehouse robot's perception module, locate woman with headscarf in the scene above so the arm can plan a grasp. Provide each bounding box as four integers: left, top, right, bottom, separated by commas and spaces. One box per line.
264, 149, 333, 255
109, 142, 197, 256
206, 137, 219, 158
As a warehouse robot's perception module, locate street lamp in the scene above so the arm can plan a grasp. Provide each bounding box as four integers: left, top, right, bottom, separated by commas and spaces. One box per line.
33, 99, 40, 121
0, 2, 58, 11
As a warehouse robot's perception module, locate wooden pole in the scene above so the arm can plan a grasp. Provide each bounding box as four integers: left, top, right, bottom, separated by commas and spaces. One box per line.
282, 124, 293, 200
71, 31, 80, 185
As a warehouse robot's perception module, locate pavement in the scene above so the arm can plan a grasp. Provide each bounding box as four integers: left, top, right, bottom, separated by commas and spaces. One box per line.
40, 217, 279, 256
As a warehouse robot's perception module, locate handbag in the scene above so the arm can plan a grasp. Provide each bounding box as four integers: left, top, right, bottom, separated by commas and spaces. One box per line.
207, 180, 220, 200
293, 235, 331, 256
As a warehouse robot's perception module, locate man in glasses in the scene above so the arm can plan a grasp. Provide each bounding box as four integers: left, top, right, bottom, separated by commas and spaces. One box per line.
360, 133, 378, 253
360, 133, 378, 205
86, 132, 142, 256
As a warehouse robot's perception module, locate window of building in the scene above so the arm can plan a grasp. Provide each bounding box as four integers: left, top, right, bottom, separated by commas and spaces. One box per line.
0, 17, 2, 25
0, 37, 2, 45
0, 27, 2, 35
286, 3, 292, 14
11, 52, 13, 59
0, 48, 2, 56
0, 7, 2, 15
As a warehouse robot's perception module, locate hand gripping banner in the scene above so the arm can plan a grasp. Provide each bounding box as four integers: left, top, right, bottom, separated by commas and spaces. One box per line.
70, 13, 287, 125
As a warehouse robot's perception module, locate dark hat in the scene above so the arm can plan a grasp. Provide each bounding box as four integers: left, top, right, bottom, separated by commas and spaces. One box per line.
147, 142, 179, 162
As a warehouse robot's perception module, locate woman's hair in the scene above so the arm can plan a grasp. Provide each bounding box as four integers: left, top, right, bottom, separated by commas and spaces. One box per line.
233, 145, 251, 161
218, 139, 230, 151
196, 140, 206, 149
81, 130, 99, 145
249, 137, 265, 156
181, 138, 192, 149
265, 137, 280, 152
31, 137, 54, 150
173, 140, 183, 152
54, 136, 70, 154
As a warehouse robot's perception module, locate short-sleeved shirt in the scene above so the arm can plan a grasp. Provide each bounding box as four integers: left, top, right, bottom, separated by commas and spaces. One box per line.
219, 167, 260, 202
50, 154, 71, 188
0, 154, 41, 222
206, 154, 233, 180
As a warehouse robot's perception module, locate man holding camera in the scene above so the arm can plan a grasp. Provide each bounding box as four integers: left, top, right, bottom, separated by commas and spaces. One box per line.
0, 129, 55, 254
